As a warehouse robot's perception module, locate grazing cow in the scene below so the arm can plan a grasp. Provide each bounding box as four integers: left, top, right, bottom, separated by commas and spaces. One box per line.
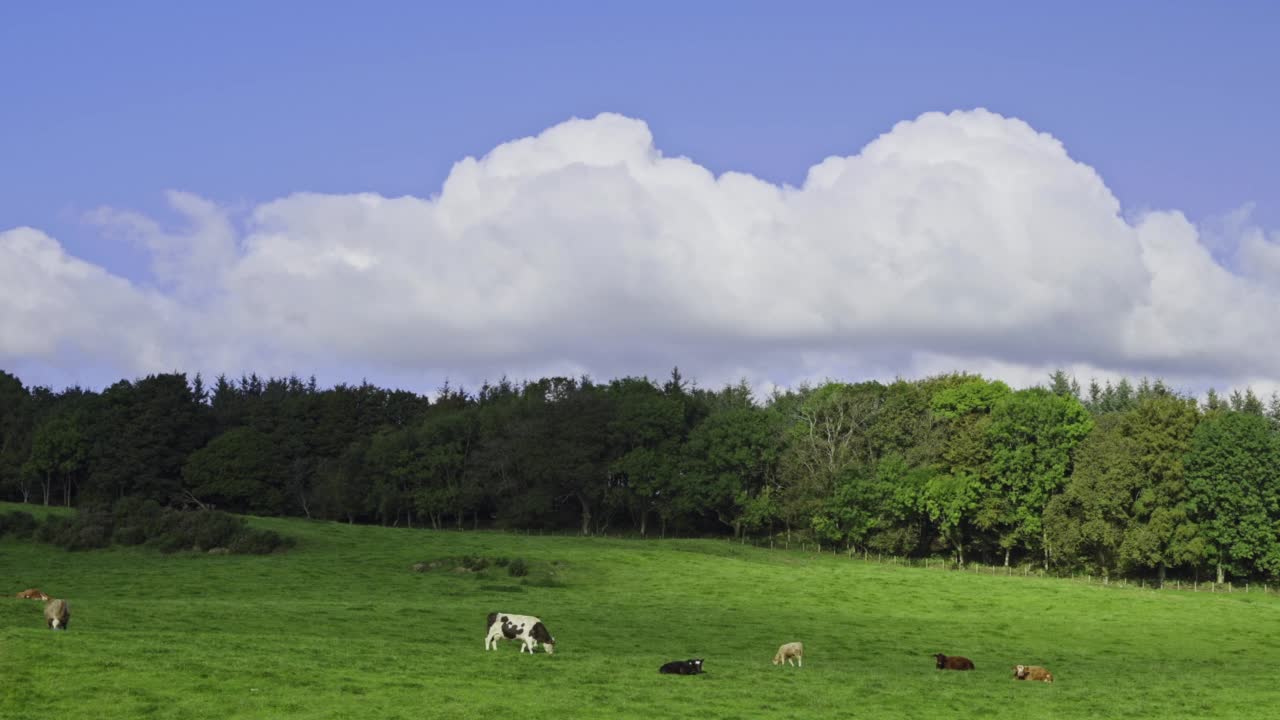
934, 653, 974, 670
44, 599, 70, 630
485, 612, 556, 654
1013, 664, 1054, 683
772, 642, 804, 667
16, 588, 50, 600
659, 659, 705, 675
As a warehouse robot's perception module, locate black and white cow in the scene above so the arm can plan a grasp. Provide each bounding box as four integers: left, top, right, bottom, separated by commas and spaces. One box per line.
485, 612, 556, 654
659, 658, 704, 675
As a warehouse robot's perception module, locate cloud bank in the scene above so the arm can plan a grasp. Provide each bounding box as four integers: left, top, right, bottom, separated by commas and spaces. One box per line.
3, 109, 1279, 395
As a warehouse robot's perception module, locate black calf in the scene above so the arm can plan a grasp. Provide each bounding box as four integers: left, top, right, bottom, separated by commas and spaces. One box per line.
659, 659, 705, 675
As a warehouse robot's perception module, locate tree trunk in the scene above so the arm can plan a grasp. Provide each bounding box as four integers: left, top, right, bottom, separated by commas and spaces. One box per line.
1004, 547, 1011, 567
407, 509, 412, 529
639, 510, 648, 538
660, 515, 667, 539
473, 510, 479, 531
576, 494, 592, 536
181, 489, 209, 511
298, 492, 312, 519
1216, 562, 1225, 585
42, 472, 51, 506
63, 477, 72, 507
1158, 562, 1167, 583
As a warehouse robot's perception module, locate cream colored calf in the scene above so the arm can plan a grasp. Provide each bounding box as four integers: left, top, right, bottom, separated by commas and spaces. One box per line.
772, 641, 803, 667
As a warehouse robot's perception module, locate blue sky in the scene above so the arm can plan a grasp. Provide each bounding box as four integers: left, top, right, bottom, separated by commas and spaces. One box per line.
3, 1, 1280, 394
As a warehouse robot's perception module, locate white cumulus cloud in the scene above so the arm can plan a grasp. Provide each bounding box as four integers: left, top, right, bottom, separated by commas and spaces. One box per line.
2, 109, 1278, 395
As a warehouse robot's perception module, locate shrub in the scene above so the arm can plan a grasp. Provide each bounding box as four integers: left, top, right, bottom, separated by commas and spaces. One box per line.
460, 555, 490, 572
493, 557, 511, 567
187, 512, 242, 551
12, 499, 294, 555
520, 574, 565, 588
113, 497, 164, 535
507, 558, 529, 577
111, 525, 147, 546
0, 511, 38, 539
229, 528, 293, 555
151, 531, 190, 554
66, 522, 111, 551
34, 516, 74, 545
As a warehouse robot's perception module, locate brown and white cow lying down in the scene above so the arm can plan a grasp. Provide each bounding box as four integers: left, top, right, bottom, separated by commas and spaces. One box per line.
1013, 664, 1054, 683
772, 642, 804, 667
44, 599, 70, 630
16, 588, 50, 600
485, 612, 555, 654
934, 653, 974, 670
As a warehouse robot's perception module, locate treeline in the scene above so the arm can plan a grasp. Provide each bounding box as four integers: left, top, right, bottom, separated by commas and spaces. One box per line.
2, 368, 1279, 582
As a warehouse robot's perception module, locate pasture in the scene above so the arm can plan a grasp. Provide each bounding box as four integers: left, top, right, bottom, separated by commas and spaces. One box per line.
2, 503, 1277, 719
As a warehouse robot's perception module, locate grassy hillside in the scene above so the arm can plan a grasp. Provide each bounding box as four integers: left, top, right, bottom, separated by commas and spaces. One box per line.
2, 503, 1277, 719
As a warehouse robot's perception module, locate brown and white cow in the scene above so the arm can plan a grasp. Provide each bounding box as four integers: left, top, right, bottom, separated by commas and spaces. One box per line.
1014, 664, 1054, 683
44, 599, 70, 630
485, 612, 555, 654
16, 588, 50, 600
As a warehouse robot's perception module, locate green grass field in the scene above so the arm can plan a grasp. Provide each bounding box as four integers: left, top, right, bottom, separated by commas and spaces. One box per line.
3, 502, 1278, 719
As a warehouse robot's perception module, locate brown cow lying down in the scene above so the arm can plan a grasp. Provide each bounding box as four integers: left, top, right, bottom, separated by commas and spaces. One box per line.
16, 588, 50, 600
44, 599, 70, 630
1014, 664, 1054, 683
772, 642, 804, 667
934, 653, 974, 670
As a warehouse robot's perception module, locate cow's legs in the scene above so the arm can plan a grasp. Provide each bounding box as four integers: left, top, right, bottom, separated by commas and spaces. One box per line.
798, 656, 802, 667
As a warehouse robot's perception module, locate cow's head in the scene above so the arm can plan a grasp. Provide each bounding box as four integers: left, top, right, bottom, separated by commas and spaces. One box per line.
691, 659, 704, 672
934, 654, 946, 669
544, 638, 555, 655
